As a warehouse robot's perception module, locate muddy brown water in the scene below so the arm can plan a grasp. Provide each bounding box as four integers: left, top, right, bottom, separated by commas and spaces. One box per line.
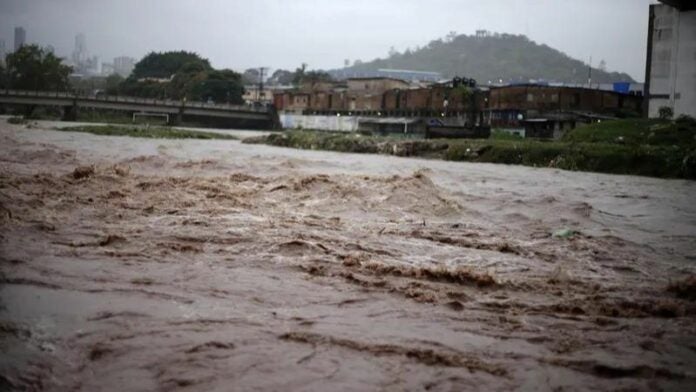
1, 118, 695, 391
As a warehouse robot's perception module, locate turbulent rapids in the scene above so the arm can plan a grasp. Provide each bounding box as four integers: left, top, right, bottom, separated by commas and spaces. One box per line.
1, 120, 695, 391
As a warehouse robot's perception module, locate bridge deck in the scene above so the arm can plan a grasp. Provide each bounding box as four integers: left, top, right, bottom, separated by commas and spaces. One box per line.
0, 90, 271, 121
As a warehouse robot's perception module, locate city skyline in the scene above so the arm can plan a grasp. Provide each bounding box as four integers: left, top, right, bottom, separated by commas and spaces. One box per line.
4, 25, 135, 77
0, 0, 658, 81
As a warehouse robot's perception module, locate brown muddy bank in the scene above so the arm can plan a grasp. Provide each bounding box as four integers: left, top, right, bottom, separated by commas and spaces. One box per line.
1, 119, 696, 391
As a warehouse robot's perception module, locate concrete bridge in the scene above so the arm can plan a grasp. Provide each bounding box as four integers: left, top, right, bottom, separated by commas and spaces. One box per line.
0, 89, 276, 126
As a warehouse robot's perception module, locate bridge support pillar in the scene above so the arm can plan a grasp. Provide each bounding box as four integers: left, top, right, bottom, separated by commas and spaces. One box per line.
170, 109, 184, 125
62, 104, 78, 121
23, 105, 36, 118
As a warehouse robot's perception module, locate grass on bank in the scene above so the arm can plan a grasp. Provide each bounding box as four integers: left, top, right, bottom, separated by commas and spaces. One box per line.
562, 117, 696, 148
243, 119, 696, 179
54, 125, 238, 140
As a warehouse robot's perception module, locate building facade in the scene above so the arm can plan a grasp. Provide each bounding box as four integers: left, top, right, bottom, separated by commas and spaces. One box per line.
488, 85, 643, 131
645, 1, 696, 118
113, 56, 135, 77
242, 85, 274, 105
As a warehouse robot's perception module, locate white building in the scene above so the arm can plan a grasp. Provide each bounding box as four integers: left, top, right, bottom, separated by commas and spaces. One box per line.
113, 56, 135, 77
645, 0, 696, 118
72, 33, 87, 65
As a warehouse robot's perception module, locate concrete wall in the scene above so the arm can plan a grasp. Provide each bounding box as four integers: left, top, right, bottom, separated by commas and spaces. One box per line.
279, 113, 476, 132
279, 113, 359, 132
647, 4, 696, 118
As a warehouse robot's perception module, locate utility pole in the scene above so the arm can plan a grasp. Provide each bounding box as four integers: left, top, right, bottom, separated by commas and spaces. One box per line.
587, 56, 592, 88
257, 67, 268, 102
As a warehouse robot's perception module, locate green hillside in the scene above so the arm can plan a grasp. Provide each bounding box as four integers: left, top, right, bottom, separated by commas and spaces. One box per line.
335, 33, 634, 84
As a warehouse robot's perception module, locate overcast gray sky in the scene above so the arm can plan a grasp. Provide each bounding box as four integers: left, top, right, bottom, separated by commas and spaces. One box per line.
1, 0, 656, 80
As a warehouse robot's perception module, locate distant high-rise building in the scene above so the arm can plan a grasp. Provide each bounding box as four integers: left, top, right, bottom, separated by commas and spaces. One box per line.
89, 55, 100, 74
72, 33, 87, 65
0, 40, 6, 64
69, 33, 101, 77
14, 27, 26, 52
113, 56, 135, 77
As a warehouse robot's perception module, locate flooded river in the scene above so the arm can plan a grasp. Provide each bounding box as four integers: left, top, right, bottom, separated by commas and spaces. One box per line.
1, 118, 695, 391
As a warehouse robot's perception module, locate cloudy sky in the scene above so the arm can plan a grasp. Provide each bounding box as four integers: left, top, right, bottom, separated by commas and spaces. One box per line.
1, 0, 656, 80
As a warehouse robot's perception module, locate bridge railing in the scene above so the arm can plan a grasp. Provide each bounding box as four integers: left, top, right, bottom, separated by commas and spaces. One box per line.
0, 89, 269, 113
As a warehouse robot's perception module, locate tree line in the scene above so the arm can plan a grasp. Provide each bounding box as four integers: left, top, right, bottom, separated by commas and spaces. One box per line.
0, 45, 72, 91
0, 47, 247, 104
1, 46, 336, 104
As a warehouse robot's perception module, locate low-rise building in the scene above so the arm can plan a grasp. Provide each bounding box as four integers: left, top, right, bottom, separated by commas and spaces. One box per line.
488, 85, 643, 130
243, 85, 274, 104
273, 91, 311, 112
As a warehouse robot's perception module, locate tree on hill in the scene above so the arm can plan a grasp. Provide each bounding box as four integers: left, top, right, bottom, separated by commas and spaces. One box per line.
267, 69, 294, 85
291, 63, 308, 85
241, 68, 261, 85
114, 51, 244, 103
303, 70, 333, 86
130, 51, 211, 79
4, 45, 72, 91
291, 63, 333, 87
332, 32, 634, 84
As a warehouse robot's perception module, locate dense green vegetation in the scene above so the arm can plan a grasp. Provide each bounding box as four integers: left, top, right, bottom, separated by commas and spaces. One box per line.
2, 45, 72, 91
334, 32, 633, 84
242, 64, 333, 88
56, 125, 238, 140
562, 117, 696, 149
111, 51, 244, 104
130, 51, 212, 79
244, 119, 696, 179
267, 69, 294, 85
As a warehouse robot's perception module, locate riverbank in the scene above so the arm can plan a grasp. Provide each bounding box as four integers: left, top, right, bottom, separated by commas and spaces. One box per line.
55, 124, 238, 140
244, 119, 696, 179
